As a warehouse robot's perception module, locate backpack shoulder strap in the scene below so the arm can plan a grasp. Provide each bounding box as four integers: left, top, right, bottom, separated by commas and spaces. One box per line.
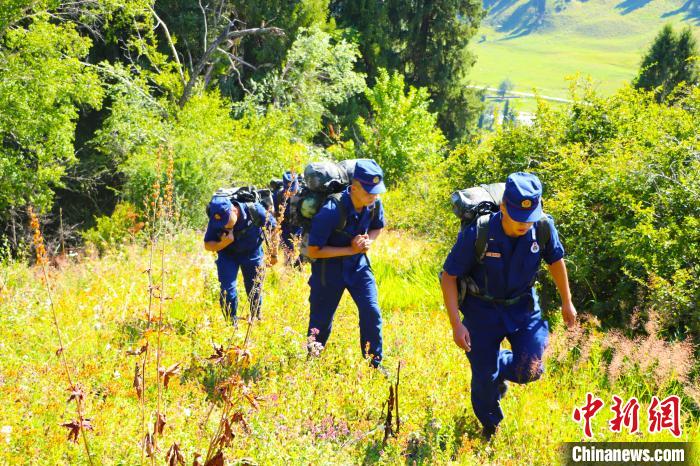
232, 203, 264, 240
535, 214, 551, 252
369, 200, 379, 223
327, 192, 347, 232
474, 214, 491, 264
247, 202, 266, 227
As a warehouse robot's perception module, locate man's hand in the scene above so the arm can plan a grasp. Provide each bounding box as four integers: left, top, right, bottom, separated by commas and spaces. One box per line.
359, 234, 373, 252
452, 323, 471, 352
351, 234, 368, 254
562, 301, 577, 328
220, 229, 234, 242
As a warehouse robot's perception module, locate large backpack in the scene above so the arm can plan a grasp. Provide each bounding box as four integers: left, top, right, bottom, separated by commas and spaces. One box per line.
448, 183, 552, 303
288, 159, 376, 258
207, 186, 274, 239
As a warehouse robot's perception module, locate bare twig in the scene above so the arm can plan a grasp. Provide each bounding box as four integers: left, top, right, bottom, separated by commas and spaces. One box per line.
395, 361, 401, 434
383, 385, 395, 444
149, 7, 186, 85
29, 209, 94, 465
179, 25, 284, 107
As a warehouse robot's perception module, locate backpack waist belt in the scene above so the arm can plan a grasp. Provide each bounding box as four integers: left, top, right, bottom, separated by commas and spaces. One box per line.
466, 288, 530, 306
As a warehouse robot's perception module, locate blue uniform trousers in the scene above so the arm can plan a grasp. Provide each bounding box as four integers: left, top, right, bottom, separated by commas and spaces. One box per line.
281, 226, 303, 267
308, 259, 383, 365
216, 249, 264, 320
462, 298, 549, 429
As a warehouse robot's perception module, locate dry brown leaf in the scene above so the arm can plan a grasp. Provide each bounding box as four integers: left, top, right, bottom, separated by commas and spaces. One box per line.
243, 389, 259, 410
232, 412, 251, 434
67, 384, 85, 404
218, 418, 234, 447
133, 363, 143, 400
126, 342, 148, 356
154, 412, 166, 435
166, 442, 185, 466
207, 343, 227, 365
143, 432, 155, 457
61, 418, 93, 443
158, 362, 181, 389
232, 346, 252, 365
204, 450, 224, 466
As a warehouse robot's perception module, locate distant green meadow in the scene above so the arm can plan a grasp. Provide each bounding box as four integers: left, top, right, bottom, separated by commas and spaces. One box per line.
471, 0, 700, 111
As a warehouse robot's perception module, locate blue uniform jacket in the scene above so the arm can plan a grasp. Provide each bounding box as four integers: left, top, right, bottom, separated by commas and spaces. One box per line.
307, 188, 385, 285
443, 211, 564, 313
203, 202, 276, 258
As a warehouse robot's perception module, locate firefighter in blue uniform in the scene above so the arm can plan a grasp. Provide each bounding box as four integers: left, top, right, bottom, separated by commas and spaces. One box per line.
440, 172, 577, 440
276, 171, 303, 266
305, 159, 386, 368
204, 196, 277, 322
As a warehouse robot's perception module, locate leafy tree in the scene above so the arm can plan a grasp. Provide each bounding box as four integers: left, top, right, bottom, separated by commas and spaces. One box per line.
0, 17, 103, 216
152, 0, 332, 105
634, 24, 700, 103
330, 0, 485, 141
355, 69, 446, 185
246, 25, 366, 139
498, 79, 514, 98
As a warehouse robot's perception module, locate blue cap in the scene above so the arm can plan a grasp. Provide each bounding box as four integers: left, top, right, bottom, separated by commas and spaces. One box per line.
282, 171, 300, 192
207, 196, 232, 230
503, 172, 543, 223
353, 159, 386, 194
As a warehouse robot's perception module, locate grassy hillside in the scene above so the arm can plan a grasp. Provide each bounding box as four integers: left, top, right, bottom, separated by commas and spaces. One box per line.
472, 0, 700, 106
1, 230, 698, 464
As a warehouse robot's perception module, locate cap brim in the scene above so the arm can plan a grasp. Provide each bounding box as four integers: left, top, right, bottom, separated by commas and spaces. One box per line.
506, 203, 542, 223
361, 180, 386, 194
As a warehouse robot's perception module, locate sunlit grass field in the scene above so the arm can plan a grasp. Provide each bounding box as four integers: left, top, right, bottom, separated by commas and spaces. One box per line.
1, 230, 698, 464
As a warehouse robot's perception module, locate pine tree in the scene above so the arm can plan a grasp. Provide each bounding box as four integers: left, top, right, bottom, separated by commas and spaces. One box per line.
330, 0, 485, 141
635, 24, 699, 103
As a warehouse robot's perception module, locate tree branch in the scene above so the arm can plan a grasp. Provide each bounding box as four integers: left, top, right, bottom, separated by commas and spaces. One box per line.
178, 25, 284, 107
198, 0, 208, 56
149, 7, 186, 85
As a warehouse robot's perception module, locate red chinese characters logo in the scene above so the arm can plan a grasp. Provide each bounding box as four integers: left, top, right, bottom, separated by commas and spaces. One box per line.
572, 392, 605, 438
648, 395, 682, 437
609, 395, 640, 434
573, 394, 682, 438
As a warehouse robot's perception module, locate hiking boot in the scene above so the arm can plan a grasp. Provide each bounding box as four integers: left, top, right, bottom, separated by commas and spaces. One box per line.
481, 424, 498, 441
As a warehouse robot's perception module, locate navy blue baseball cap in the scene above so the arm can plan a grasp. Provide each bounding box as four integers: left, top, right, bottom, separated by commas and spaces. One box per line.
207, 196, 232, 230
282, 171, 300, 192
353, 159, 386, 194
503, 172, 543, 223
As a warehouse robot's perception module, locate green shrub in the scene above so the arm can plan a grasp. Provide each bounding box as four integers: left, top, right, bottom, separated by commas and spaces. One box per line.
355, 69, 447, 186
82, 202, 143, 254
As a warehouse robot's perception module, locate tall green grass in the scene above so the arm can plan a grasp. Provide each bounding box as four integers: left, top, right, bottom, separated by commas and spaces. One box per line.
0, 230, 697, 464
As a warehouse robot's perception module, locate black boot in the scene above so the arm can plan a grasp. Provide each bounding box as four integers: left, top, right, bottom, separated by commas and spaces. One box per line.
481, 424, 498, 441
